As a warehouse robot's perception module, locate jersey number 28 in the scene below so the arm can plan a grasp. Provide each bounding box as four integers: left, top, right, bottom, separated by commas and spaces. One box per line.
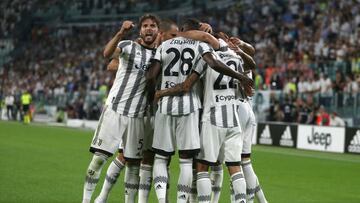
164, 48, 195, 76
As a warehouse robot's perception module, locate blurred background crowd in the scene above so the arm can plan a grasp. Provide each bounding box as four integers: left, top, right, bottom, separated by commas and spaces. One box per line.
1, 0, 360, 126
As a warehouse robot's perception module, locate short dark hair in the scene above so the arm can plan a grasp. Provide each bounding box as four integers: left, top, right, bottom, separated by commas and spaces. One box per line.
139, 14, 160, 27
181, 18, 201, 31
159, 19, 177, 32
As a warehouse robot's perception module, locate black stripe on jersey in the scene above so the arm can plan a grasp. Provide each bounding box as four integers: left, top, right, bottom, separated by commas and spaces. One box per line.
210, 106, 216, 125
178, 95, 184, 115
118, 41, 131, 49
167, 96, 173, 113
198, 44, 204, 55
189, 91, 194, 113
221, 105, 228, 128
123, 45, 147, 116
112, 43, 136, 111
134, 49, 156, 117
232, 104, 238, 127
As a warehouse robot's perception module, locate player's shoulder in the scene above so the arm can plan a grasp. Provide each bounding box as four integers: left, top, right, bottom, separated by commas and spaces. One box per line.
117, 40, 133, 49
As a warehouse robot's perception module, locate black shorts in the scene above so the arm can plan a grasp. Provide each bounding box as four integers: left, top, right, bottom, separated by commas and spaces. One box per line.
23, 105, 29, 112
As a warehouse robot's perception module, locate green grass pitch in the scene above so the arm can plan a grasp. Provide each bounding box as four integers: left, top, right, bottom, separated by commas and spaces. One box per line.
0, 121, 360, 203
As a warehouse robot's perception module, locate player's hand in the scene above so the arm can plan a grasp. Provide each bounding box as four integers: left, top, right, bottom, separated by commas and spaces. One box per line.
227, 40, 241, 52
135, 37, 143, 44
154, 91, 161, 104
229, 37, 242, 47
199, 23, 213, 34
154, 33, 162, 48
239, 74, 254, 96
119, 20, 135, 35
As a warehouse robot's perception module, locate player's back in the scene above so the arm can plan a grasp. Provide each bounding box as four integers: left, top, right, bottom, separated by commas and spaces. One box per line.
201, 39, 242, 128
154, 36, 213, 116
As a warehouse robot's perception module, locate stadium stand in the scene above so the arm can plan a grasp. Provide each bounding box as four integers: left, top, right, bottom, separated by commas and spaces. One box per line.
1, 0, 360, 126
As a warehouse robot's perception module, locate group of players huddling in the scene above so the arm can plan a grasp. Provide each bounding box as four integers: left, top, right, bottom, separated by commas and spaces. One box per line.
82, 14, 268, 203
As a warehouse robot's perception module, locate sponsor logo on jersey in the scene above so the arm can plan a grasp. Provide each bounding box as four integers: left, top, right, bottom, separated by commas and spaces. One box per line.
218, 53, 234, 59
280, 126, 294, 147
348, 130, 360, 153
165, 81, 176, 88
215, 95, 236, 102
135, 63, 149, 71
307, 127, 331, 149
259, 125, 272, 145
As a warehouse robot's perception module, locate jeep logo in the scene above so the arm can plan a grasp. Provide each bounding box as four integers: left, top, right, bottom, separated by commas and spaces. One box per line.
307, 127, 332, 149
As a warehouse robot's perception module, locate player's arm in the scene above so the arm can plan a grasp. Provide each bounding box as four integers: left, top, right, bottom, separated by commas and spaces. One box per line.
202, 52, 254, 95
154, 72, 200, 102
177, 30, 220, 50
230, 37, 255, 57
103, 20, 134, 59
145, 59, 162, 103
235, 48, 256, 70
107, 58, 119, 71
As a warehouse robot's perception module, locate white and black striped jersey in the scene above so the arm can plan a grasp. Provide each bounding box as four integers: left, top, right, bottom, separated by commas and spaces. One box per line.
196, 39, 243, 128
105, 40, 156, 117
235, 50, 252, 101
153, 37, 213, 116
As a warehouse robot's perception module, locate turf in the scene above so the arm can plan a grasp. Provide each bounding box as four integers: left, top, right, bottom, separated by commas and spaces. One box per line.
0, 121, 359, 203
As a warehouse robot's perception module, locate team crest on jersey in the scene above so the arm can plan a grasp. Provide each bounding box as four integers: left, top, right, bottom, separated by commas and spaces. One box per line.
135, 63, 150, 71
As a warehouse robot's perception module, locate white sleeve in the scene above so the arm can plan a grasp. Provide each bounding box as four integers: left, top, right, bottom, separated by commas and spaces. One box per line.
152, 45, 162, 62
192, 58, 207, 76
117, 40, 132, 50
198, 42, 214, 56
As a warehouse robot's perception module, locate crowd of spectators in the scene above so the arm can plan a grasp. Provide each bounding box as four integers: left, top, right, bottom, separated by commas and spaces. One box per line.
1, 0, 360, 123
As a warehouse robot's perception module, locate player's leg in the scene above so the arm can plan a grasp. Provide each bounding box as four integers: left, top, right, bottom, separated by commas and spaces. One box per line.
138, 115, 155, 203
225, 127, 246, 203
210, 163, 223, 203
122, 116, 147, 203
195, 122, 223, 203
177, 111, 201, 203
95, 150, 125, 203
242, 104, 267, 203
83, 106, 121, 203
138, 150, 154, 203
152, 111, 175, 203
83, 152, 110, 203
23, 105, 30, 124
188, 161, 198, 203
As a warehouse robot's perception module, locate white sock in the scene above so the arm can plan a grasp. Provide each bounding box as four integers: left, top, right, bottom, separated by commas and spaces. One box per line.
210, 165, 223, 203
95, 157, 125, 203
196, 172, 212, 203
189, 169, 197, 203
138, 164, 152, 203
124, 165, 140, 203
230, 181, 235, 203
153, 155, 169, 203
82, 153, 108, 203
242, 160, 267, 203
231, 172, 246, 203
177, 158, 193, 203
166, 166, 170, 203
